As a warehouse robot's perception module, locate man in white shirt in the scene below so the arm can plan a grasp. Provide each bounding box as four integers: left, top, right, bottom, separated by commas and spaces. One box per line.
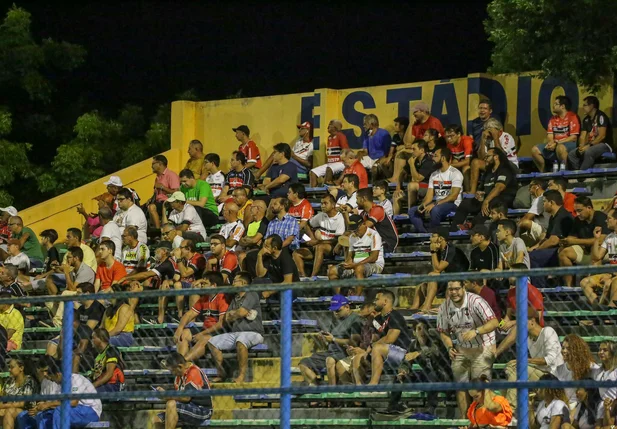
113, 188, 148, 244
161, 222, 184, 250
204, 153, 225, 198
163, 191, 207, 242
99, 206, 122, 260
519, 179, 549, 247
504, 308, 564, 412
496, 219, 530, 269
4, 239, 30, 272
581, 210, 617, 306
437, 281, 498, 416
219, 202, 245, 251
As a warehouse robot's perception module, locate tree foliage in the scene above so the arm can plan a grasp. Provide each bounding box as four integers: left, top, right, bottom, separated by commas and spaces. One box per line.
0, 111, 33, 206
485, 0, 617, 92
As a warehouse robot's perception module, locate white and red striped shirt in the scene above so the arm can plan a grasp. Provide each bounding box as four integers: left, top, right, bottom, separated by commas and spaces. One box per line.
437, 292, 496, 348
288, 199, 314, 222
309, 212, 346, 241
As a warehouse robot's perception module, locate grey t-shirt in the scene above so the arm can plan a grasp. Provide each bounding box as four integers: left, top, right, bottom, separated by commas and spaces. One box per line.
499, 237, 530, 269
72, 263, 95, 285
328, 312, 362, 355
228, 292, 264, 334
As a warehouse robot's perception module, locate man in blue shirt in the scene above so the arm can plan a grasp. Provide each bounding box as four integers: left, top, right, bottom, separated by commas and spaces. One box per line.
358, 114, 392, 180
258, 143, 298, 199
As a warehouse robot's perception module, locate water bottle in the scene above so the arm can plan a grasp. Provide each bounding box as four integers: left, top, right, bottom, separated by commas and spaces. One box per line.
560, 161, 566, 171
552, 160, 559, 173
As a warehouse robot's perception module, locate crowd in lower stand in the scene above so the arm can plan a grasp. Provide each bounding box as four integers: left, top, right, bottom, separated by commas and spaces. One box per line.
1, 96, 617, 428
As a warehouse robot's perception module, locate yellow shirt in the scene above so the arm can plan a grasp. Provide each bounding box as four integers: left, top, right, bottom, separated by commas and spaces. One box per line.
184, 157, 206, 179
0, 305, 24, 349
238, 200, 253, 221
103, 304, 135, 334
62, 243, 97, 273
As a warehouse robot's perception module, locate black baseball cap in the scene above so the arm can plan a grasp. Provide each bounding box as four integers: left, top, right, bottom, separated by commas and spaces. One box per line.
232, 125, 250, 135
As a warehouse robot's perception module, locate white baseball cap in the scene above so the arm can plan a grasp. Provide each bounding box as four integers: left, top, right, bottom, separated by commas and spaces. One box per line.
167, 191, 186, 203
103, 176, 123, 187
0, 206, 18, 217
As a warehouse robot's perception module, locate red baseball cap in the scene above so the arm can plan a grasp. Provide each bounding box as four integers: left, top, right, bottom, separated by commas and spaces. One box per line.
296, 122, 312, 129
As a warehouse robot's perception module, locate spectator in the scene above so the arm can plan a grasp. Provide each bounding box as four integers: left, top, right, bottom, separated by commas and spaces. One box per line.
437, 281, 498, 416
237, 200, 269, 251
219, 151, 255, 203
94, 240, 127, 292
6, 216, 44, 267
466, 375, 513, 429
529, 373, 570, 429
470, 118, 518, 194
382, 116, 410, 183
5, 239, 30, 272
327, 149, 369, 192
444, 124, 474, 183
76, 194, 113, 244
566, 385, 603, 429
604, 398, 617, 428
98, 207, 122, 260
113, 188, 148, 244
153, 353, 212, 429
558, 195, 610, 286
90, 328, 126, 393
0, 358, 37, 427
357, 188, 398, 253
176, 271, 230, 359
28, 229, 61, 293
184, 139, 207, 180
257, 143, 298, 199
0, 291, 24, 351
257, 122, 314, 179
256, 234, 300, 287
403, 102, 445, 146
581, 211, 617, 306
15, 356, 60, 429
309, 119, 349, 187
292, 194, 345, 278
334, 173, 361, 227
103, 290, 135, 347
497, 219, 530, 269
411, 227, 469, 312
519, 179, 549, 248
548, 178, 577, 217
0, 266, 25, 299
44, 362, 102, 429
120, 226, 150, 275
234, 124, 261, 169
469, 225, 500, 271
451, 147, 517, 231
554, 334, 597, 406
178, 169, 219, 227
409, 147, 463, 233
49, 313, 93, 388
74, 282, 105, 330
392, 140, 436, 214
287, 183, 314, 231
103, 176, 141, 213
592, 341, 617, 403
372, 180, 393, 217
299, 295, 362, 386
353, 290, 412, 386
61, 228, 97, 271
568, 95, 613, 170
0, 206, 16, 249
147, 154, 181, 229
163, 191, 207, 242
531, 95, 580, 172
488, 202, 509, 242
164, 239, 206, 322
207, 272, 263, 383
206, 234, 240, 284
504, 308, 564, 412
359, 113, 392, 178
327, 224, 384, 295
372, 116, 408, 181
469, 99, 494, 149
463, 277, 502, 320
219, 202, 245, 251
529, 190, 575, 288
161, 223, 183, 249
203, 152, 226, 198
232, 187, 254, 226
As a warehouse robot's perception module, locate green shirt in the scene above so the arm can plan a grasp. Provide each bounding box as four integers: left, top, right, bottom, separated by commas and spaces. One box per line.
181, 180, 217, 215
14, 226, 44, 262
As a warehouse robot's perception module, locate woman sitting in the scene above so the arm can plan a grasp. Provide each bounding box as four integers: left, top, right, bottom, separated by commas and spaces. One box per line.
562, 383, 602, 429
0, 358, 37, 429
90, 328, 126, 393
102, 292, 135, 347
529, 373, 570, 429
466, 374, 513, 429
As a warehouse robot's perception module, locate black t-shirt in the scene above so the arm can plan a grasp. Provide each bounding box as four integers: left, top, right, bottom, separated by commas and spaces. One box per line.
44, 247, 61, 272
546, 207, 574, 239
391, 133, 404, 148
573, 211, 609, 239
73, 324, 93, 350
482, 164, 517, 202
439, 244, 470, 273
267, 247, 300, 283
150, 258, 179, 288
374, 310, 412, 351
582, 110, 613, 148
75, 301, 105, 328
266, 162, 298, 198
470, 242, 500, 271
2, 282, 25, 298
415, 155, 437, 184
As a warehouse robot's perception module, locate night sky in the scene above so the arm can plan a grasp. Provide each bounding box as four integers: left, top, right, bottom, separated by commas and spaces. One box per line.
16, 1, 493, 113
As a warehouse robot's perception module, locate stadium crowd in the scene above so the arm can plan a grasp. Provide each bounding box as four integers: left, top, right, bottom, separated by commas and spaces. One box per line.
0, 96, 617, 428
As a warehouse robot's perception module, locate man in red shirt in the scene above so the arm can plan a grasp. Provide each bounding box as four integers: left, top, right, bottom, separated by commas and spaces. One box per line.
403, 102, 445, 146
328, 149, 368, 194
531, 96, 580, 172
444, 124, 474, 189
548, 178, 577, 217
356, 188, 398, 253
287, 183, 314, 232
206, 234, 240, 284
95, 240, 127, 292
233, 125, 262, 169
310, 120, 350, 187
174, 271, 230, 359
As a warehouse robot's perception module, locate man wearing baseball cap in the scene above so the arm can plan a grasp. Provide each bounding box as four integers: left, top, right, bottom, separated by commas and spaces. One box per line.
255, 122, 314, 179
102, 175, 140, 213
298, 294, 362, 387
233, 125, 262, 169
0, 207, 17, 249
162, 192, 207, 243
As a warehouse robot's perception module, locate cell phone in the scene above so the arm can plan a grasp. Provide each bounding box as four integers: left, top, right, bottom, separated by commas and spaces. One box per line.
302, 234, 311, 242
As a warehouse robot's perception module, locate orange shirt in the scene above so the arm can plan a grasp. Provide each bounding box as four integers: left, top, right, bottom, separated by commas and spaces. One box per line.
342, 160, 369, 189
411, 115, 445, 140
288, 199, 314, 222
564, 192, 576, 217
238, 140, 262, 168
548, 111, 580, 143
96, 260, 128, 291
468, 395, 513, 427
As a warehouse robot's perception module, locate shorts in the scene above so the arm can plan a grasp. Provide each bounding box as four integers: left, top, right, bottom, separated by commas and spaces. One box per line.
311, 162, 345, 178
336, 263, 383, 279
157, 402, 212, 427
451, 346, 496, 382
338, 356, 353, 372
360, 156, 376, 170
208, 331, 264, 351
299, 351, 345, 373
571, 245, 592, 265
384, 345, 407, 368
582, 274, 610, 292
538, 142, 577, 162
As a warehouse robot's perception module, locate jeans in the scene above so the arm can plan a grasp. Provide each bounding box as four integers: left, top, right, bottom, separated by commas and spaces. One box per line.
567, 143, 611, 170
109, 332, 133, 347
408, 202, 457, 233
50, 405, 99, 429
16, 410, 54, 429
530, 248, 559, 288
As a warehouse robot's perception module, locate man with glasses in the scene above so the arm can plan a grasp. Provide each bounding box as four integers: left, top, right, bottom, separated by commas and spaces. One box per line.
218, 151, 255, 204
161, 223, 183, 249
567, 95, 613, 171
437, 281, 498, 417
5, 216, 45, 267
147, 154, 180, 229
113, 188, 148, 244
403, 102, 445, 146
206, 234, 239, 284
531, 95, 580, 172
444, 124, 473, 184
178, 168, 219, 227
408, 147, 463, 233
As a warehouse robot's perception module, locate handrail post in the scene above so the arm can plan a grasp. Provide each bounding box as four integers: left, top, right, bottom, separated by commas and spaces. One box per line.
280, 288, 292, 429
516, 276, 529, 428
61, 301, 74, 429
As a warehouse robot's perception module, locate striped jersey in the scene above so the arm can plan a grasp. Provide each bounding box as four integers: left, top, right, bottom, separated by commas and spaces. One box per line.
437, 291, 496, 348
309, 212, 346, 241
292, 139, 314, 161
205, 171, 225, 198
349, 227, 384, 269
326, 132, 349, 163
428, 166, 464, 206
121, 242, 150, 274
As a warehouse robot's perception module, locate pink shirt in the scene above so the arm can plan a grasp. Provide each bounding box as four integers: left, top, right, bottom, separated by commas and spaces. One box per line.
154, 168, 180, 202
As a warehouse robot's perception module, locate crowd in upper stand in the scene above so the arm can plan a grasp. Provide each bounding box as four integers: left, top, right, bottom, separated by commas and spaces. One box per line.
0, 96, 616, 428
